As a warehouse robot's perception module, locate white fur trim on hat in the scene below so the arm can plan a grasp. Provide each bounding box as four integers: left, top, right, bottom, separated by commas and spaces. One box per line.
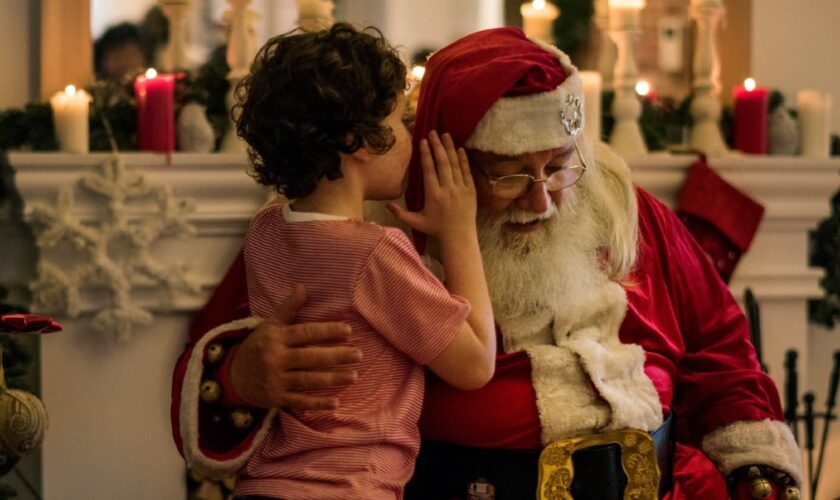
702, 419, 804, 486
464, 39, 584, 156
180, 316, 277, 480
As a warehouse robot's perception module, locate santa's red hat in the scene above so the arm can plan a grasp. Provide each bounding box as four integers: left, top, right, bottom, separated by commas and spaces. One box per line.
406, 27, 583, 251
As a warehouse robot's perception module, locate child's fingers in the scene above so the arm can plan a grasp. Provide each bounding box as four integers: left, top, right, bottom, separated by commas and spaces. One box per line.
419, 139, 440, 193
457, 147, 473, 186
442, 133, 463, 185
429, 131, 454, 186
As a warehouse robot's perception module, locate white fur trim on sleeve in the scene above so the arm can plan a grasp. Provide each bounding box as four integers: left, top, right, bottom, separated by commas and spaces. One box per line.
702, 419, 804, 486
180, 316, 278, 480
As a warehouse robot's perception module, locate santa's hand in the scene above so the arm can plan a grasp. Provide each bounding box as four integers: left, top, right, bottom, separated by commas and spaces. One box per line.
230, 284, 362, 410
388, 130, 476, 240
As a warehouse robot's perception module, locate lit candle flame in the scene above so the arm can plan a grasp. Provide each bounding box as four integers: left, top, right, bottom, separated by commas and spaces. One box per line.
65, 85, 77, 96
744, 78, 756, 92
146, 68, 158, 79
635, 80, 651, 97
411, 65, 426, 81
608, 0, 646, 8
533, 0, 546, 9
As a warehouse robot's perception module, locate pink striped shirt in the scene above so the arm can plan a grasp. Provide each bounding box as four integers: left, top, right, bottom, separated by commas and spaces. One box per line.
237, 204, 469, 499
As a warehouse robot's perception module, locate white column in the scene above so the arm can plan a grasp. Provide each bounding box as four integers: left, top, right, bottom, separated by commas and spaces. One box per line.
608, 2, 647, 156
221, 0, 258, 152
688, 0, 729, 157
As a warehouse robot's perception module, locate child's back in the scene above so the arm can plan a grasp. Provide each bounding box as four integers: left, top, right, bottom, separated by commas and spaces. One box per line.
230, 22, 495, 500
240, 205, 468, 498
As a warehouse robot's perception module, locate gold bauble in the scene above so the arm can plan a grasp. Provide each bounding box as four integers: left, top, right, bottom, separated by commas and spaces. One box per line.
784, 486, 801, 500
748, 478, 773, 499
200, 380, 221, 404
205, 344, 225, 365
0, 387, 48, 458
230, 409, 253, 429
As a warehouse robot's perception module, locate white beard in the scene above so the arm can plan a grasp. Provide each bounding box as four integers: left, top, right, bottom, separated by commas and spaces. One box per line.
476, 189, 606, 336
475, 188, 663, 441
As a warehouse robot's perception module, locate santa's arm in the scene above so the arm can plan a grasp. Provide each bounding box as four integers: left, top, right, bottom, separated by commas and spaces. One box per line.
171, 251, 360, 479
637, 189, 803, 495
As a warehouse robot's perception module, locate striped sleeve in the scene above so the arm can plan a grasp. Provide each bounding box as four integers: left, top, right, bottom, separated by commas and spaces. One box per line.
353, 229, 470, 365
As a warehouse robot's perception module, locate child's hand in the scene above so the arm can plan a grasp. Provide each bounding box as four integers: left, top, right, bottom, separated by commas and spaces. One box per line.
388, 131, 476, 239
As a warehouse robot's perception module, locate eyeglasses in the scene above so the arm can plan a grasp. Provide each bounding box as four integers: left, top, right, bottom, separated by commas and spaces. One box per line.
472, 138, 589, 200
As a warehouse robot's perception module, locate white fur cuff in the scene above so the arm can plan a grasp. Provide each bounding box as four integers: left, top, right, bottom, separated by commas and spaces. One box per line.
702, 419, 803, 486
180, 316, 277, 479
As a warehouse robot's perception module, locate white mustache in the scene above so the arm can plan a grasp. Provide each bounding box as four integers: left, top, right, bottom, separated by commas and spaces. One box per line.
502, 204, 558, 224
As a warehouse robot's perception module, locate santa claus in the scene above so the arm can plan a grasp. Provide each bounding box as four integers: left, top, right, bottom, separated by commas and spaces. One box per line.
172, 27, 802, 499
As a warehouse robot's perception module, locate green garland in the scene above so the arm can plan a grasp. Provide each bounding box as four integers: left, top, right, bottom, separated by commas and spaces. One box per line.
0, 46, 230, 153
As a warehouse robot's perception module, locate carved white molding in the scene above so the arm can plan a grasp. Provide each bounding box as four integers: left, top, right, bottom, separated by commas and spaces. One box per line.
7, 153, 264, 341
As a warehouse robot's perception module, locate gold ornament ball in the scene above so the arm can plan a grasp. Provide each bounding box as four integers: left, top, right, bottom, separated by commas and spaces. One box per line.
206, 344, 225, 364
200, 380, 221, 403
784, 486, 801, 500
230, 409, 253, 429
0, 388, 48, 458
748, 478, 773, 499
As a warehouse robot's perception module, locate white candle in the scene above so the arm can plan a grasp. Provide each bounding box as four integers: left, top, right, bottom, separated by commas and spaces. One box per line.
608, 0, 645, 31
797, 90, 833, 158
520, 0, 560, 44
50, 85, 91, 154
580, 71, 603, 142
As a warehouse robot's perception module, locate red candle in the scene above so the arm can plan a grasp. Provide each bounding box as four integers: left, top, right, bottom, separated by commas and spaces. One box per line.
134, 68, 175, 153
732, 78, 768, 154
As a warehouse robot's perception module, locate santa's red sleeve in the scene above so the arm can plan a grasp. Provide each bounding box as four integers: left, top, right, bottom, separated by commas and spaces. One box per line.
171, 249, 273, 479
636, 189, 802, 488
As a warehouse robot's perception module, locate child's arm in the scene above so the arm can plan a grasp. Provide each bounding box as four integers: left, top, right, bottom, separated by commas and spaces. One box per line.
388, 131, 495, 390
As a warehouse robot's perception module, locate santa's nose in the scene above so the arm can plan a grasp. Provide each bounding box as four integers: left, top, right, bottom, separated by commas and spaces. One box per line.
517, 180, 553, 214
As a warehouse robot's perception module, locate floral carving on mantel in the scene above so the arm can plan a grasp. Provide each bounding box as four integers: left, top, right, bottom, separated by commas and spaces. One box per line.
27, 155, 201, 341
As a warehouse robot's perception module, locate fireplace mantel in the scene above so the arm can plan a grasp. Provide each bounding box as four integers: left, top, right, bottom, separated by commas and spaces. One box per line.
5, 151, 840, 499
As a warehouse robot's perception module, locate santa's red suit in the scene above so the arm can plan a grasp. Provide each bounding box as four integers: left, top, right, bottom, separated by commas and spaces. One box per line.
171, 27, 801, 499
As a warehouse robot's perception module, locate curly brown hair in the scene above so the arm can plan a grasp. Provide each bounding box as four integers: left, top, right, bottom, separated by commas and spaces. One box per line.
234, 23, 407, 199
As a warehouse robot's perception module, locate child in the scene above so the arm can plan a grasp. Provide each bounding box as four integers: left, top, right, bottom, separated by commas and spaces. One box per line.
232, 24, 496, 499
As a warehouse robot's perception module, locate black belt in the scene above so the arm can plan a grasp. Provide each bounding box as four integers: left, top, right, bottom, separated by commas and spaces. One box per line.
405, 412, 674, 499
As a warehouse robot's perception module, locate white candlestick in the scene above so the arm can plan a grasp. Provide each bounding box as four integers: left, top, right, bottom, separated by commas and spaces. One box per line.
580, 71, 603, 142
797, 90, 833, 158
607, 0, 647, 155
297, 0, 335, 32
50, 85, 90, 154
520, 0, 560, 44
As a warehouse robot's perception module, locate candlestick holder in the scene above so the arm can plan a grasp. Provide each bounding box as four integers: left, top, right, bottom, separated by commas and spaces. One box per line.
594, 0, 615, 90
784, 349, 840, 499
607, 5, 646, 156
221, 0, 258, 153
158, 0, 194, 72
688, 0, 729, 157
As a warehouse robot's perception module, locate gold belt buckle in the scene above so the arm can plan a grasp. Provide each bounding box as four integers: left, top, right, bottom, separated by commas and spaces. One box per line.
537, 428, 660, 500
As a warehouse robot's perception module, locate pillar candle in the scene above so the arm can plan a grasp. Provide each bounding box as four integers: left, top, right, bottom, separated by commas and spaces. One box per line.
50, 85, 90, 153
134, 68, 176, 153
608, 0, 645, 31
520, 0, 560, 44
733, 79, 768, 154
796, 90, 833, 158
580, 71, 602, 142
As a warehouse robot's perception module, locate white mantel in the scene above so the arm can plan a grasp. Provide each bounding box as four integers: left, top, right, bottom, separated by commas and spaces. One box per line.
4, 151, 840, 499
